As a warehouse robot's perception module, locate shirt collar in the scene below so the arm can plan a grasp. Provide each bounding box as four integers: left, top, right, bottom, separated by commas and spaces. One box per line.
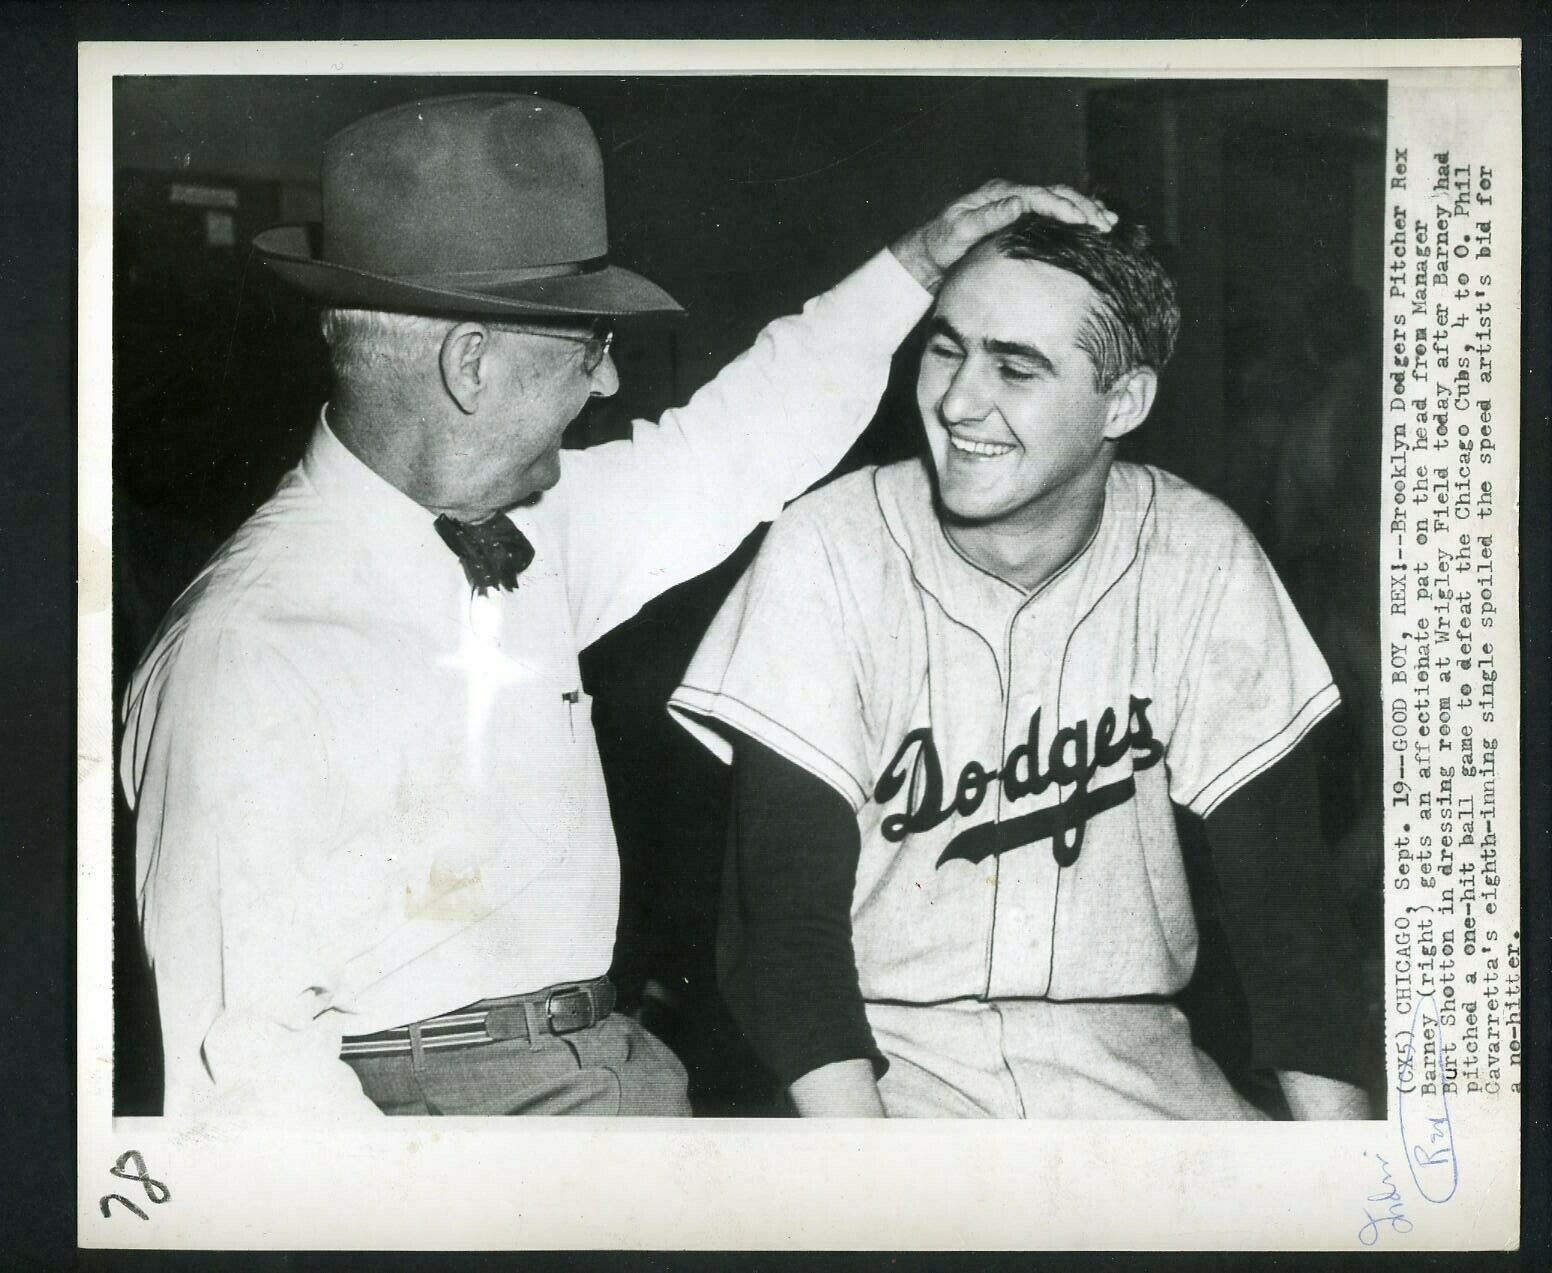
298, 406, 457, 574
875, 459, 1154, 638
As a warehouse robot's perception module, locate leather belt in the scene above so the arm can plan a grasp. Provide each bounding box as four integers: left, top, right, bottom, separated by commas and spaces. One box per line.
339, 977, 615, 1060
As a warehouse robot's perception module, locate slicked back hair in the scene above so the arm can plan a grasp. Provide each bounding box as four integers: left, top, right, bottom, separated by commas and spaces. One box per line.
979, 213, 1181, 390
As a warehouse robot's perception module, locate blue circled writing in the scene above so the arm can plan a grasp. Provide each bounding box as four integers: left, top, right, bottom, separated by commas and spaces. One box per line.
1395, 993, 1459, 1203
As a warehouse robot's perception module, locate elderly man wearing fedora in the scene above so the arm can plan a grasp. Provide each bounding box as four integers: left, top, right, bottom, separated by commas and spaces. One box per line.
120, 93, 1115, 1118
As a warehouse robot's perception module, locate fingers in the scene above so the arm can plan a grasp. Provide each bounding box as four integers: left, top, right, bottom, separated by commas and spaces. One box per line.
956, 178, 1020, 208
1019, 183, 1117, 230
956, 181, 1117, 232
897, 177, 1118, 290
956, 193, 1040, 239
1053, 184, 1117, 228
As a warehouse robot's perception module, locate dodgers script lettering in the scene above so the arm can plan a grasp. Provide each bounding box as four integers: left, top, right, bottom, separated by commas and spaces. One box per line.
874, 696, 1165, 869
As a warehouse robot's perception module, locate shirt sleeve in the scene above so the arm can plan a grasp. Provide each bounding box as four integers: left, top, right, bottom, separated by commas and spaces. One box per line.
1165, 514, 1341, 816
719, 735, 886, 1089
122, 625, 379, 1119
555, 249, 929, 649
1201, 722, 1377, 1088
668, 502, 875, 810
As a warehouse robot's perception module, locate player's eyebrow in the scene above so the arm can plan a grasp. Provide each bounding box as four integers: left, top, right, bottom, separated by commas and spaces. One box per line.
929, 316, 1055, 374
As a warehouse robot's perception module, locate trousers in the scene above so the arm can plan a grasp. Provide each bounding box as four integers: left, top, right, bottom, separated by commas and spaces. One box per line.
867, 998, 1268, 1120
342, 1012, 691, 1116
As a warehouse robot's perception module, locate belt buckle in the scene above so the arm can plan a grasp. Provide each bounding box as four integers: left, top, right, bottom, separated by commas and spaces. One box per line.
545, 985, 594, 1036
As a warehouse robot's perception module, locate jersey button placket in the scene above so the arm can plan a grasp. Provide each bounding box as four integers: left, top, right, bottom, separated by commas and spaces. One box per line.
992, 603, 1066, 1002
984, 600, 1031, 1001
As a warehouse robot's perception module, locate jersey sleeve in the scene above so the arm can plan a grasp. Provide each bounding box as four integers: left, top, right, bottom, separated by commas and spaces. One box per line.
1164, 514, 1340, 817
669, 503, 875, 811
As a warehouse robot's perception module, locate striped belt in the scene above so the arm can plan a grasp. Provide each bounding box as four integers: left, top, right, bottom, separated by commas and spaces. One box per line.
339, 977, 616, 1060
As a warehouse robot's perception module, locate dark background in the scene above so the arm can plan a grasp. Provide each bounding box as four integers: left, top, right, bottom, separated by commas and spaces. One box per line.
109, 74, 1389, 1117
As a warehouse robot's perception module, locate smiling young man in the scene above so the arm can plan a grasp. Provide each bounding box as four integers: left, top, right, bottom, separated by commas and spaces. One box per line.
670, 213, 1375, 1119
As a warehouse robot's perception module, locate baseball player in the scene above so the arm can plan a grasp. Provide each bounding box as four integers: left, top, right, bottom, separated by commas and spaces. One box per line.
669, 212, 1374, 1118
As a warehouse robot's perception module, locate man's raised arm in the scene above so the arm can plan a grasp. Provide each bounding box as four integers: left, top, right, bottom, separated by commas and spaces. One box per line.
557, 183, 1114, 647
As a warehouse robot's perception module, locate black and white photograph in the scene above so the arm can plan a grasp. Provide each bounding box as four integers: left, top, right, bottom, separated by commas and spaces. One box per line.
76, 40, 1524, 1251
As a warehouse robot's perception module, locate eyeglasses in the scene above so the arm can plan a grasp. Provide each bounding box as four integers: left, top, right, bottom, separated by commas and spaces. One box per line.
490, 323, 615, 375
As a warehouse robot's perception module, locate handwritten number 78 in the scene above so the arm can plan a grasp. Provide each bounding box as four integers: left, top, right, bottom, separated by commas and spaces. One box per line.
99, 1150, 170, 1221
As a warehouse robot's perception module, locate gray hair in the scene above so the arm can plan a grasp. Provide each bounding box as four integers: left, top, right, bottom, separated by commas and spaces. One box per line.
318, 308, 454, 383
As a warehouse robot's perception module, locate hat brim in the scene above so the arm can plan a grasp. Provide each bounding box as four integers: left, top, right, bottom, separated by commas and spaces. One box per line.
253, 225, 684, 320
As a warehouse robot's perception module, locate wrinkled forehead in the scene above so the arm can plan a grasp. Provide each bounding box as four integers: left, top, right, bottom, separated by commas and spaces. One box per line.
933, 250, 1105, 342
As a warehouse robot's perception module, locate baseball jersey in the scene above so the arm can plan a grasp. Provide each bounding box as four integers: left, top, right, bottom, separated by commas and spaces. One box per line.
670, 458, 1340, 1005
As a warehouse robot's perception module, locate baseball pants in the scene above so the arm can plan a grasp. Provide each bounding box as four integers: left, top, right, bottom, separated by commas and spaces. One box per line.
866, 998, 1268, 1120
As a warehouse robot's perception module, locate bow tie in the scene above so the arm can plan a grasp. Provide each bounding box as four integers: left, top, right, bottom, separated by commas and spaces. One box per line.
433, 513, 535, 594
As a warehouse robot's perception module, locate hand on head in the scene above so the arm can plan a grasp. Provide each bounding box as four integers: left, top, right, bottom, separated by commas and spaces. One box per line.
892, 179, 1117, 292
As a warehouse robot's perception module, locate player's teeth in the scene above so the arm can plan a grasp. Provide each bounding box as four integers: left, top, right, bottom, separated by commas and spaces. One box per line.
949, 435, 1016, 457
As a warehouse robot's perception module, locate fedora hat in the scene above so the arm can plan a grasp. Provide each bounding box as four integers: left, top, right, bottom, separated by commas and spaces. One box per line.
254, 94, 684, 319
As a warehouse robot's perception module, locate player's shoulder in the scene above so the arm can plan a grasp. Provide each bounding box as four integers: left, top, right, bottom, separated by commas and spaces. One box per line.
1120, 462, 1261, 559
741, 461, 925, 625
1113, 463, 1288, 624
765, 460, 922, 561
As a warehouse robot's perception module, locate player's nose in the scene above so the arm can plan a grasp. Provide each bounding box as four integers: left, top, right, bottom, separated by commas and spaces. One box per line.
938, 362, 991, 426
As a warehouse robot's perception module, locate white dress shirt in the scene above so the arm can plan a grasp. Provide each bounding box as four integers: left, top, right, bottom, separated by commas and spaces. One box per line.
120, 250, 929, 1115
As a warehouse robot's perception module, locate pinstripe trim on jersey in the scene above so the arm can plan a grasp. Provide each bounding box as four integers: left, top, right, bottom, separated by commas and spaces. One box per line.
668, 684, 872, 811
872, 468, 1006, 699
1053, 468, 1158, 717
1041, 468, 1158, 991
1183, 682, 1342, 817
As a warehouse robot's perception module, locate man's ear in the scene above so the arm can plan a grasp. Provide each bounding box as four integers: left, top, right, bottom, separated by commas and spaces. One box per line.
1101, 366, 1158, 442
440, 322, 494, 415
